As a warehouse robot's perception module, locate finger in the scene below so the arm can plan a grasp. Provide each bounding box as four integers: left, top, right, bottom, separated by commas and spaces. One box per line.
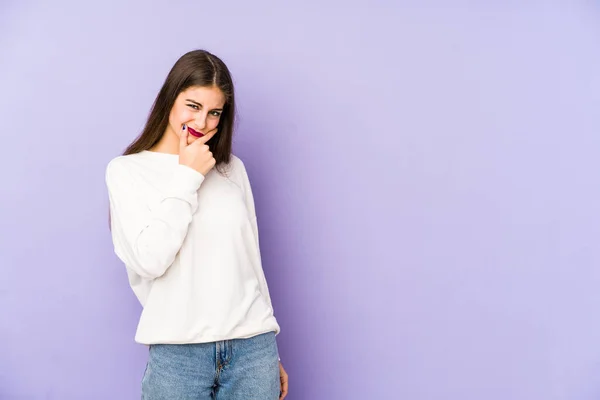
280, 374, 288, 399
179, 124, 188, 150
187, 127, 197, 145
280, 385, 288, 399
191, 128, 218, 146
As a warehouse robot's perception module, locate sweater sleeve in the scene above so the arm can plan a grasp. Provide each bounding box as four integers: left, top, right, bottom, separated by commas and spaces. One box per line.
238, 159, 275, 311
240, 162, 260, 248
105, 158, 205, 280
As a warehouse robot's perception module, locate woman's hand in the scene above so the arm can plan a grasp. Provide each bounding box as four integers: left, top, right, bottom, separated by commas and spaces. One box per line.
178, 125, 217, 176
279, 361, 288, 399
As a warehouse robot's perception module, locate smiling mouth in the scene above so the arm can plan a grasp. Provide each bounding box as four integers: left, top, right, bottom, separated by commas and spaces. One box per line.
188, 127, 204, 137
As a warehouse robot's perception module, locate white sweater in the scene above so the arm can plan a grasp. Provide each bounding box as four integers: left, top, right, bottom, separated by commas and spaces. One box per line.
105, 150, 280, 345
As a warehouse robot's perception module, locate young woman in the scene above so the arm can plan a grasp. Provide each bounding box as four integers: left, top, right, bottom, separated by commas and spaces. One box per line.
105, 49, 288, 399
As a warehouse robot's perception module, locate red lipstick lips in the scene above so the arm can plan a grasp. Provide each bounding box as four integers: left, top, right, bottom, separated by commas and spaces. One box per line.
187, 127, 204, 138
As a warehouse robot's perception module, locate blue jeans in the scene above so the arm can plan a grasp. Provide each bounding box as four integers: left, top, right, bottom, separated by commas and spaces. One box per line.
141, 331, 280, 399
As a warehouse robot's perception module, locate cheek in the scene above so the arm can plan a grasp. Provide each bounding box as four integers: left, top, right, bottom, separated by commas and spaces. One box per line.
208, 117, 221, 130
170, 106, 194, 125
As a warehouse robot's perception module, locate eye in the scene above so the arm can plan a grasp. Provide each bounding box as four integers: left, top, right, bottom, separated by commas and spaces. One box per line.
210, 111, 222, 117
186, 104, 200, 110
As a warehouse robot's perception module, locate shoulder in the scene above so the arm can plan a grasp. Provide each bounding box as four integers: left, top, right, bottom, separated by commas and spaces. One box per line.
220, 154, 252, 189
105, 153, 147, 186
223, 154, 248, 176
229, 154, 245, 169
106, 154, 133, 177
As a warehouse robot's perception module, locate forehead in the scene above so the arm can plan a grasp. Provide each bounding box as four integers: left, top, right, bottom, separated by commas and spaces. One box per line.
180, 86, 225, 107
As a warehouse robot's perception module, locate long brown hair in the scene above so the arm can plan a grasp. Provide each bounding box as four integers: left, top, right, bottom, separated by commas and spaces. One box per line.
109, 50, 236, 230
123, 49, 236, 167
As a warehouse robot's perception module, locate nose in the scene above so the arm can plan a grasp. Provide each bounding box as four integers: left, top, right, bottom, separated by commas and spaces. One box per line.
194, 113, 207, 131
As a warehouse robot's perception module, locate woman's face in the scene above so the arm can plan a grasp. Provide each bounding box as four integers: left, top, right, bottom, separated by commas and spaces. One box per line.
168, 85, 226, 145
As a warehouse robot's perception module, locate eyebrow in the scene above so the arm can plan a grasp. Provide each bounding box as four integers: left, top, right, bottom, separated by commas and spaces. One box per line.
185, 99, 223, 111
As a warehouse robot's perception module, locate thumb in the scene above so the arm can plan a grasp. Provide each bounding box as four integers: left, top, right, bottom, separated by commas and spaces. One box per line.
179, 124, 188, 151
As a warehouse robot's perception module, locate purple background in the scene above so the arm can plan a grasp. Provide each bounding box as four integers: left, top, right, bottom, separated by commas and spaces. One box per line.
1, 1, 600, 399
